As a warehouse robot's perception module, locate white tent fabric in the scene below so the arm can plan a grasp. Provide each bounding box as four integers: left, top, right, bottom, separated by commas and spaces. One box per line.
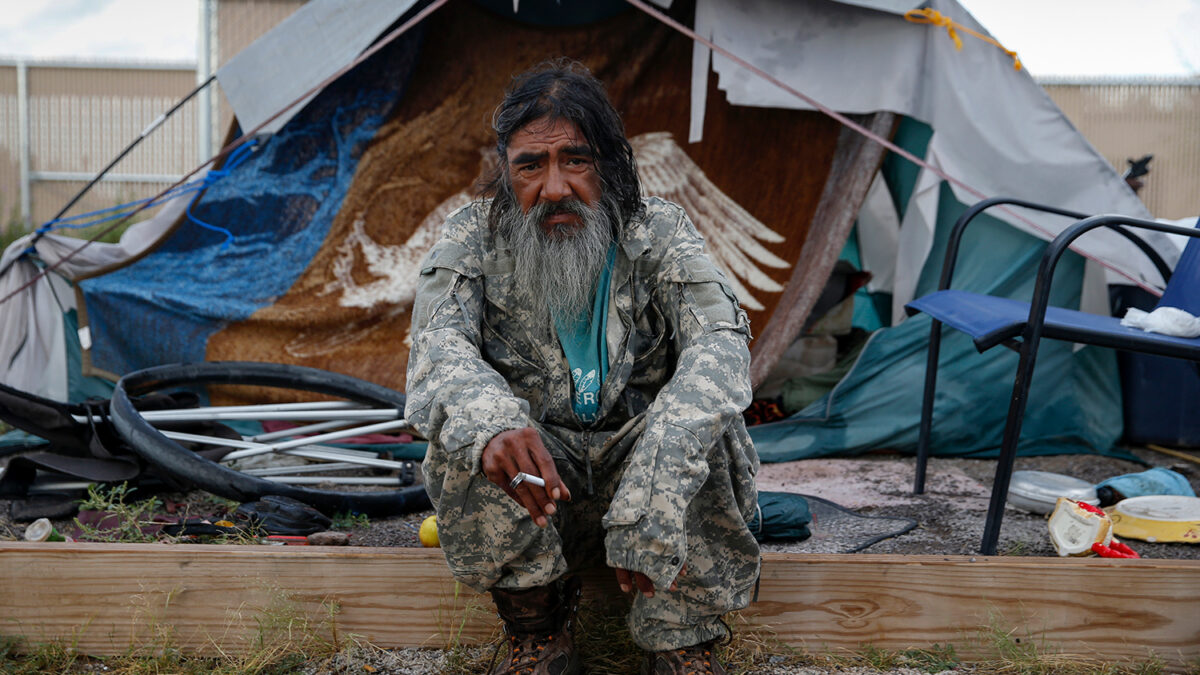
216, 0, 419, 137
689, 0, 1175, 319
854, 173, 901, 296
0, 190, 194, 400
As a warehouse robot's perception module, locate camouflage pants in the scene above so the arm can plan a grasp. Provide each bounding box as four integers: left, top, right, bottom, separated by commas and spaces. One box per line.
422, 420, 760, 652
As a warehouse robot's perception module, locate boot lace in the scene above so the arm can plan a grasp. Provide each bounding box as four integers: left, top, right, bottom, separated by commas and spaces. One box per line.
672, 644, 717, 675
489, 630, 564, 675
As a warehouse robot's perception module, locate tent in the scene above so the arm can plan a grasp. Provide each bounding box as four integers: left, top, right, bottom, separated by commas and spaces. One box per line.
0, 0, 1174, 462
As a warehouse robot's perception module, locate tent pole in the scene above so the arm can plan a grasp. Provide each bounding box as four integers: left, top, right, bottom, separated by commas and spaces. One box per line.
748, 112, 896, 389
0, 0, 449, 309
34, 75, 216, 241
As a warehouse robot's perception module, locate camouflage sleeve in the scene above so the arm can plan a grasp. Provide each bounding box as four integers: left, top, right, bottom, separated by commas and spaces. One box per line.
405, 237, 531, 476
603, 209, 753, 590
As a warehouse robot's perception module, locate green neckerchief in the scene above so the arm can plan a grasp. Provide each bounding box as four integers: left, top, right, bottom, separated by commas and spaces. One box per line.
554, 244, 617, 424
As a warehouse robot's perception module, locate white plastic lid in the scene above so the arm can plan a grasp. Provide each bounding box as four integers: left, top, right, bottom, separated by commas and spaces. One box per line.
1008, 470, 1099, 505
1113, 495, 1200, 522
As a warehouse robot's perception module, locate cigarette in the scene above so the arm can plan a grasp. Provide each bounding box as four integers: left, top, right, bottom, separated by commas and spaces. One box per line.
510, 472, 546, 488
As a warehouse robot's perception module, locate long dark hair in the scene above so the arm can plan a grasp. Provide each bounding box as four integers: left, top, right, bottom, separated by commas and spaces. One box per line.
482, 59, 642, 230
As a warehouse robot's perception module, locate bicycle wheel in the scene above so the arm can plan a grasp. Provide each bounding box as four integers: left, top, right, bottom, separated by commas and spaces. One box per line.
109, 361, 430, 517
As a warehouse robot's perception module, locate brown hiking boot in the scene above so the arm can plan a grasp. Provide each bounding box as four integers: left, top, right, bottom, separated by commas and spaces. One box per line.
489, 576, 583, 675
641, 640, 726, 675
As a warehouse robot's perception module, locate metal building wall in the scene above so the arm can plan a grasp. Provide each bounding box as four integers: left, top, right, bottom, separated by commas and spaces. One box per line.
0, 0, 303, 236
0, 66, 19, 230
0, 60, 197, 231
1043, 79, 1200, 221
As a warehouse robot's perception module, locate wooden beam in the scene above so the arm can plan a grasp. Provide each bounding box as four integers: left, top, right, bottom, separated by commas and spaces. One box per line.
749, 111, 896, 390
752, 553, 1200, 665
1, 544, 1197, 667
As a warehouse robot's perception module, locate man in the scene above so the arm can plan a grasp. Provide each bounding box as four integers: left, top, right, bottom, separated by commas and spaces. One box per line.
406, 60, 759, 675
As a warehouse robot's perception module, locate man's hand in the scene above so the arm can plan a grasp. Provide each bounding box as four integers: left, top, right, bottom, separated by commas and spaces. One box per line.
481, 427, 571, 528
613, 564, 685, 598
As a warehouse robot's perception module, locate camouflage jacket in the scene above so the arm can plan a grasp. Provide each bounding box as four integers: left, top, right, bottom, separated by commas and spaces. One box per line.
406, 197, 758, 589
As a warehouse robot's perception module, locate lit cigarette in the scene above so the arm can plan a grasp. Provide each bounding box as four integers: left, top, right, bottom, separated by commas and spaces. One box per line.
510, 472, 546, 489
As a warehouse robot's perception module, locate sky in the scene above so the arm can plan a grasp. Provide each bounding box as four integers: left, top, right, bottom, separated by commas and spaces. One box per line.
0, 0, 1197, 78
958, 0, 1200, 79
0, 0, 199, 63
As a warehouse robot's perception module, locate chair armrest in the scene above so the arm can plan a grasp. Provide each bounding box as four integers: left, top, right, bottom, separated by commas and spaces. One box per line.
1025, 215, 1200, 345
937, 198, 1174, 292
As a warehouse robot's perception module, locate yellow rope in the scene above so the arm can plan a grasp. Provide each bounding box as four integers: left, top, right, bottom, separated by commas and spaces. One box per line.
904, 8, 1022, 71
1145, 444, 1200, 467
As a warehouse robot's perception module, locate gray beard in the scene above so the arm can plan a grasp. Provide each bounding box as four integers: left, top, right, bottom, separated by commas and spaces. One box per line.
497, 195, 619, 332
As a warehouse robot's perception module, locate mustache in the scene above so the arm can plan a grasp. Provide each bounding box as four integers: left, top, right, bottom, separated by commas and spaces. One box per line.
528, 198, 589, 223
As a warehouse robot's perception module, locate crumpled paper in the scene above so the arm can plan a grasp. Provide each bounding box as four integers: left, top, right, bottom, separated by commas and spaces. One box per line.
1120, 306, 1200, 338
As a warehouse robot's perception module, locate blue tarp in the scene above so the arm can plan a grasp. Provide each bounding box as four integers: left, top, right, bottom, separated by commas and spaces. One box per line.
80, 31, 423, 377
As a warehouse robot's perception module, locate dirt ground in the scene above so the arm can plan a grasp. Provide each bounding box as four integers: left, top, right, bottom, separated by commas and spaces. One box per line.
263, 445, 1200, 560
211, 445, 1199, 560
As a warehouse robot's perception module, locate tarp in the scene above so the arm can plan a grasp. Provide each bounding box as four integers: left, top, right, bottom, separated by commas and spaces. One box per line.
82, 29, 423, 377
0, 187, 193, 402
750, 183, 1125, 461
689, 0, 1174, 322
215, 0, 420, 137
1, 0, 1174, 463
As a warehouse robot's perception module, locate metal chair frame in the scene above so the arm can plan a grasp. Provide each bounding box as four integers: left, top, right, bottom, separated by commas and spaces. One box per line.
907, 197, 1198, 555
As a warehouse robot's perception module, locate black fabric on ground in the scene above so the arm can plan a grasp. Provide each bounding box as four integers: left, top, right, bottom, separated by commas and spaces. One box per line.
234, 494, 333, 535
789, 494, 918, 553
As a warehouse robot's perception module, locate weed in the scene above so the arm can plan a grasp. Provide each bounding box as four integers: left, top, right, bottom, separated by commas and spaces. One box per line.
573, 600, 641, 674
858, 642, 899, 669
332, 510, 370, 530
722, 609, 807, 674
439, 581, 497, 674
901, 643, 960, 672
0, 206, 28, 251
1001, 539, 1029, 556
229, 586, 354, 674
73, 483, 163, 543
962, 613, 1177, 675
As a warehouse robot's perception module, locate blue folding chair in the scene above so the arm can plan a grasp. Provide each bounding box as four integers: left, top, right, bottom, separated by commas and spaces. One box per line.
905, 197, 1200, 555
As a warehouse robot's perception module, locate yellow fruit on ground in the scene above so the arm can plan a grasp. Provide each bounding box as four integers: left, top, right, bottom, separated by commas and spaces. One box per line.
418, 515, 440, 548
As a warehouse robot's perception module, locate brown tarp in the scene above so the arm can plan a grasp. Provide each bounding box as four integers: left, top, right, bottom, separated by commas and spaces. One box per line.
206, 2, 842, 397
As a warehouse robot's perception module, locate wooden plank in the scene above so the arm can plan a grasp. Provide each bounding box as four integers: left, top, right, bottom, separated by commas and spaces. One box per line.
1, 544, 1197, 667
0, 543, 488, 654
751, 553, 1200, 665
749, 111, 896, 390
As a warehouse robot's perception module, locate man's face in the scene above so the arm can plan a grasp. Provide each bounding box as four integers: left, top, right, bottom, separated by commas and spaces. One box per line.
505, 117, 603, 238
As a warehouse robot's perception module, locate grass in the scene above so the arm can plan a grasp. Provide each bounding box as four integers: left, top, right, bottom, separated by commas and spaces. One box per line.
0, 585, 354, 674
1, 616, 1193, 675
438, 582, 498, 674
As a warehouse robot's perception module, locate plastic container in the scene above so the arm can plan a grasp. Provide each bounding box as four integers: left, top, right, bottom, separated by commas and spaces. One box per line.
1007, 470, 1100, 514
1047, 497, 1112, 557
1108, 495, 1200, 543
